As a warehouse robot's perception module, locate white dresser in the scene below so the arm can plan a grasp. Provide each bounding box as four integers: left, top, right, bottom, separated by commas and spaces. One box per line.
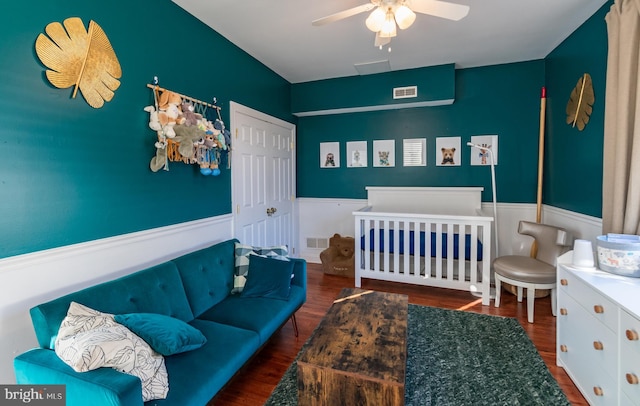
557, 252, 640, 405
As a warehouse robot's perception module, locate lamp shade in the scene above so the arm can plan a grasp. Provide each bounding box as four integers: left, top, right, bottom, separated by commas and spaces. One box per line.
394, 5, 416, 29
365, 7, 386, 32
379, 9, 397, 38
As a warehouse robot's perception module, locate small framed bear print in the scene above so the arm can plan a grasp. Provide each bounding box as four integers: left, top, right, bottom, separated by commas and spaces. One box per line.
373, 139, 395, 167
320, 142, 340, 168
435, 136, 461, 166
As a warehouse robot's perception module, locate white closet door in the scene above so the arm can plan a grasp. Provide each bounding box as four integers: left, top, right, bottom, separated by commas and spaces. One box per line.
231, 102, 296, 252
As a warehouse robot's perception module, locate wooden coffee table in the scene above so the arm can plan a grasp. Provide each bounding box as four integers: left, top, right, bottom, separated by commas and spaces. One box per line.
297, 288, 408, 405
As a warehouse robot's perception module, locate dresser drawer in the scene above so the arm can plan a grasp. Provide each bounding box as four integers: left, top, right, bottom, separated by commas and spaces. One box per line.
557, 292, 618, 378
558, 267, 617, 332
621, 309, 640, 405
565, 353, 618, 406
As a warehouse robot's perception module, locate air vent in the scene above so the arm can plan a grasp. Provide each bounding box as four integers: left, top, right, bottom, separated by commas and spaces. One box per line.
306, 237, 329, 249
393, 86, 418, 99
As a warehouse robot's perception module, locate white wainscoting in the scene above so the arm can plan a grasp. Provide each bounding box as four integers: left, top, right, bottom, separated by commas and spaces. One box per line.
1, 202, 602, 383
0, 215, 233, 383
298, 198, 602, 263
542, 205, 603, 246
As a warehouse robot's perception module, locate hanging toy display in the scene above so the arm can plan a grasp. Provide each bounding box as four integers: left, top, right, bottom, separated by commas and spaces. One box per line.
144, 77, 230, 175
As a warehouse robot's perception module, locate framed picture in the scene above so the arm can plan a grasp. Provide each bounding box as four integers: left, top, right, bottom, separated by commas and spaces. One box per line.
403, 138, 426, 166
469, 135, 498, 165
346, 141, 368, 167
320, 142, 340, 168
435, 137, 461, 166
373, 140, 395, 167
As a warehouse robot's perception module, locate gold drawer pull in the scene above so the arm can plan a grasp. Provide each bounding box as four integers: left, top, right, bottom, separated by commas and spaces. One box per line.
560, 344, 568, 352
593, 386, 604, 396
560, 308, 568, 316
560, 279, 568, 286
627, 329, 639, 341
594, 305, 604, 314
593, 341, 604, 350
627, 373, 639, 385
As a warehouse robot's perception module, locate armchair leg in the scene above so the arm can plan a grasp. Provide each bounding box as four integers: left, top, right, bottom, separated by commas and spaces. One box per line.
527, 288, 535, 323
290, 313, 299, 337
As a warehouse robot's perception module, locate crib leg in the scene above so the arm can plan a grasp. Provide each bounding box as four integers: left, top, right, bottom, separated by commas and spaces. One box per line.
355, 272, 362, 288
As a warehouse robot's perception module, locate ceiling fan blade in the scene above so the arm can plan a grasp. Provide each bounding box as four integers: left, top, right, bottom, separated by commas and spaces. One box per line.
409, 0, 470, 21
312, 3, 376, 26
374, 32, 391, 47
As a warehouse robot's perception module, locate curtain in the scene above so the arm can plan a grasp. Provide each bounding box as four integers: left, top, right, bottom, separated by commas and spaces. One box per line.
603, 0, 640, 234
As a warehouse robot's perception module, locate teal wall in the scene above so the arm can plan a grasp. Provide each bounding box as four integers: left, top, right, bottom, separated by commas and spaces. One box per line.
292, 64, 455, 114
0, 0, 292, 258
0, 0, 611, 259
296, 61, 546, 203
544, 1, 611, 218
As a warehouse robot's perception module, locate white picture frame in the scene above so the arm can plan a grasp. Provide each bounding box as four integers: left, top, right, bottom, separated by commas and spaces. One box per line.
320, 142, 340, 168
373, 139, 395, 167
346, 141, 368, 168
435, 136, 461, 166
469, 135, 499, 165
403, 138, 426, 167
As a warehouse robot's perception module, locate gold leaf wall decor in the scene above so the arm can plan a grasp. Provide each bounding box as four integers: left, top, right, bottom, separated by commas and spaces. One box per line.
565, 73, 594, 131
35, 17, 122, 109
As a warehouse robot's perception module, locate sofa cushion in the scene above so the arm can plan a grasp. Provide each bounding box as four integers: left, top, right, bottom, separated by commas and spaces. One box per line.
240, 255, 295, 300
197, 284, 305, 342
30, 261, 194, 350
233, 243, 289, 293
54, 302, 168, 402
151, 319, 261, 405
173, 240, 237, 318
114, 313, 207, 356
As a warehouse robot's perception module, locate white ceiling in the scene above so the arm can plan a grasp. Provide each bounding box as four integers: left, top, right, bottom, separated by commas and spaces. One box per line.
172, 0, 608, 84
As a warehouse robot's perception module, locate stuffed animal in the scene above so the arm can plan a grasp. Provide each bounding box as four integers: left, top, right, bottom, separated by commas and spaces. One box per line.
143, 106, 162, 132
157, 91, 183, 137
319, 233, 355, 277
180, 100, 202, 127
172, 124, 206, 162
213, 119, 231, 150
150, 141, 168, 172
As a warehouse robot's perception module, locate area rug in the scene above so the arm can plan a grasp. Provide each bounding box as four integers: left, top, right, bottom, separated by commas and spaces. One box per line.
265, 304, 569, 406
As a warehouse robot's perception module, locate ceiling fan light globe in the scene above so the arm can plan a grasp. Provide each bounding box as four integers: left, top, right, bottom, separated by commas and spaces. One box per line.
365, 7, 386, 32
394, 5, 416, 29
379, 9, 397, 37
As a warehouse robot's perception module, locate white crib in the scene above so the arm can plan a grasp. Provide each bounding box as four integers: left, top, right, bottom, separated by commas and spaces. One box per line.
353, 187, 494, 305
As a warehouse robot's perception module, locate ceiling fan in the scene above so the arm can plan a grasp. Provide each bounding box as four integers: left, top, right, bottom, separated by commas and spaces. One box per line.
312, 0, 470, 49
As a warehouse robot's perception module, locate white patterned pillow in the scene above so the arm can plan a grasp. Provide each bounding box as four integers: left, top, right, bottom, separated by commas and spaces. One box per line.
54, 302, 169, 402
233, 243, 289, 293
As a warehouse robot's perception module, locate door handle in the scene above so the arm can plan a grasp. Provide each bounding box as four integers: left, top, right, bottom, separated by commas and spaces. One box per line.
266, 207, 277, 216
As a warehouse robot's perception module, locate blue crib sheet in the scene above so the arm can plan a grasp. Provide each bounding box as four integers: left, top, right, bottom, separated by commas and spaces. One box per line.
362, 229, 483, 261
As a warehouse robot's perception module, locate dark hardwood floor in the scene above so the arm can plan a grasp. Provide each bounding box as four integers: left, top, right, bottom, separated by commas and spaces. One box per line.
210, 263, 588, 405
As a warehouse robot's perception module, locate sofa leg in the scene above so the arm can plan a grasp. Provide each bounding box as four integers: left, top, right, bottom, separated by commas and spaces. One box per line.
290, 314, 299, 337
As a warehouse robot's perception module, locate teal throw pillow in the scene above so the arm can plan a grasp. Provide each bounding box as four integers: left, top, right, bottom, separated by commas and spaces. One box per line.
114, 313, 206, 356
240, 254, 295, 300
233, 243, 289, 294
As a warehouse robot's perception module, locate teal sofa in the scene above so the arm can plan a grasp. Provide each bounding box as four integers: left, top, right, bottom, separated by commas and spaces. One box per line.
13, 239, 307, 405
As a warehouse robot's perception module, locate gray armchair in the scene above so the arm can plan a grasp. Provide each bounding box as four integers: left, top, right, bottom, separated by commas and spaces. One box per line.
493, 221, 572, 323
